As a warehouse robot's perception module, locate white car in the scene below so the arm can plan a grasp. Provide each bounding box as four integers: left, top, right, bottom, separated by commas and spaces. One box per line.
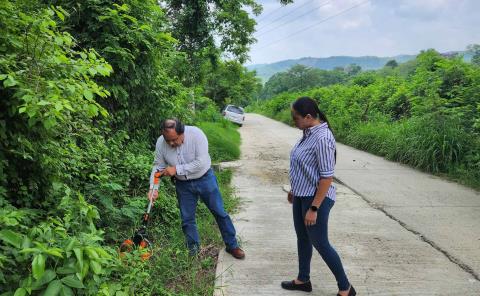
222, 105, 245, 126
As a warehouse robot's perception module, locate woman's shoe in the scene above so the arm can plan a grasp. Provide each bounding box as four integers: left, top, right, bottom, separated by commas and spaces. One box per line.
337, 285, 356, 296
281, 280, 312, 292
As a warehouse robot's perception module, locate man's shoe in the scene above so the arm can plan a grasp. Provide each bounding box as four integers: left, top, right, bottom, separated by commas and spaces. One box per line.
226, 247, 245, 259
188, 245, 200, 257
281, 280, 312, 292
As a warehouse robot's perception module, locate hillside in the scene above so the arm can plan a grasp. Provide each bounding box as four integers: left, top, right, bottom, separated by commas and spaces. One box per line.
247, 53, 472, 82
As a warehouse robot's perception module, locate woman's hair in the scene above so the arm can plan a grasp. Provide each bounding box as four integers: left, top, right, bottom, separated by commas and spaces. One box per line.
292, 96, 336, 162
292, 97, 333, 134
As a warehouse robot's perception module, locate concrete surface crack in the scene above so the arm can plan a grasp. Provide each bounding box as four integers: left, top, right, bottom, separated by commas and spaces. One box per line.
334, 176, 480, 282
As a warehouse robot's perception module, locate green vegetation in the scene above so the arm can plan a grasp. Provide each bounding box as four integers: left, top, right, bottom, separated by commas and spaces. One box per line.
198, 122, 241, 162
250, 49, 480, 189
204, 61, 262, 108
1, 0, 253, 295
247, 54, 418, 82
260, 64, 350, 99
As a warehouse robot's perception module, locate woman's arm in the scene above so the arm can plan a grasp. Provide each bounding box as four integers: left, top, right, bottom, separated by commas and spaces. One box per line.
305, 136, 335, 226
313, 177, 333, 207
304, 177, 332, 226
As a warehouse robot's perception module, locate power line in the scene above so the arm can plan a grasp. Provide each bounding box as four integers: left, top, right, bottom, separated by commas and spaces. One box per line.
256, 0, 322, 33
256, 0, 370, 51
256, 0, 334, 37
256, 2, 289, 23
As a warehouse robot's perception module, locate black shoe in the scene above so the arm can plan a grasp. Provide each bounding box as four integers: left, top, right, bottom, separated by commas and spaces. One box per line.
337, 285, 356, 296
281, 280, 312, 292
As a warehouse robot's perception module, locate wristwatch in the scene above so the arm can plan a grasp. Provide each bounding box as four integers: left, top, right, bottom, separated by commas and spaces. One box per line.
310, 205, 318, 212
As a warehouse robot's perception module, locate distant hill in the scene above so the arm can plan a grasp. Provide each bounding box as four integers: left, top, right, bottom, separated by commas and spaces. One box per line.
247, 55, 417, 82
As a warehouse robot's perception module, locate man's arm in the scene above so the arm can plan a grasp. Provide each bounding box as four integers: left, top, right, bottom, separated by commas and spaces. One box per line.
149, 137, 167, 189
175, 129, 210, 176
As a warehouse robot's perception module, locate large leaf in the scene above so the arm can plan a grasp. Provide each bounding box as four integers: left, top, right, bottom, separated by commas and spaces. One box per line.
45, 248, 63, 258
83, 89, 93, 100
0, 230, 23, 248
56, 266, 76, 275
61, 275, 84, 289
20, 248, 41, 254
90, 260, 102, 275
32, 254, 46, 280
73, 248, 83, 270
64, 239, 75, 253
80, 261, 89, 279
60, 285, 73, 296
85, 247, 99, 260
13, 288, 26, 296
32, 269, 56, 290
3, 75, 18, 87
43, 280, 62, 296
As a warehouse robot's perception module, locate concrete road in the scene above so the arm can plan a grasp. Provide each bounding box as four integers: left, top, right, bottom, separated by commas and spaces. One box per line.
214, 113, 480, 296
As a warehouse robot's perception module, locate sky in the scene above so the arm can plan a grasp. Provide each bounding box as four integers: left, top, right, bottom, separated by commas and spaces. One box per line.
247, 0, 480, 65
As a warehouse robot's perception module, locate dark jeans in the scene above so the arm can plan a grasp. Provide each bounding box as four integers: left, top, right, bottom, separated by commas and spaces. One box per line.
175, 169, 238, 252
293, 196, 350, 291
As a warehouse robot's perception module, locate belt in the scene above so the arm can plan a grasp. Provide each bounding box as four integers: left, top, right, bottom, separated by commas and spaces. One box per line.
175, 168, 211, 182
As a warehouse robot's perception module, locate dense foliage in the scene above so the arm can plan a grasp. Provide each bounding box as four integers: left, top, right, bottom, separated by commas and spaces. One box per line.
0, 0, 258, 295
204, 61, 262, 107
162, 0, 261, 86
260, 64, 350, 99
250, 50, 480, 189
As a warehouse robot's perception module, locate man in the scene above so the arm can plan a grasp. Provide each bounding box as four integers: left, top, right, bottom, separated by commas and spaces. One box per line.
148, 118, 245, 259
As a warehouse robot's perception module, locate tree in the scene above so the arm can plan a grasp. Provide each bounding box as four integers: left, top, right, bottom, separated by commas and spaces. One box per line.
204, 61, 262, 107
288, 64, 319, 90
261, 71, 291, 99
260, 65, 348, 99
44, 0, 191, 139
467, 44, 480, 66
345, 63, 362, 76
385, 59, 399, 68
163, 0, 262, 84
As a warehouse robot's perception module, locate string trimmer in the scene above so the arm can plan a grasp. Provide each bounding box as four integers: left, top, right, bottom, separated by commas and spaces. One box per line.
119, 170, 161, 260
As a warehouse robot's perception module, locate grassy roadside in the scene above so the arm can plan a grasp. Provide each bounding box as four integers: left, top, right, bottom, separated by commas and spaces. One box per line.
197, 121, 241, 162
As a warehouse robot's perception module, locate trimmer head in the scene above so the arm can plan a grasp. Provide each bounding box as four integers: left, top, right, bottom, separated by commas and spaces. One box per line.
119, 170, 161, 261
119, 235, 152, 261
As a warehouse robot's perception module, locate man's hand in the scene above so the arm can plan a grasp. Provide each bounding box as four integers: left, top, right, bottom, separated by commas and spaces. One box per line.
287, 191, 293, 204
161, 166, 176, 177
148, 189, 159, 202
304, 209, 317, 226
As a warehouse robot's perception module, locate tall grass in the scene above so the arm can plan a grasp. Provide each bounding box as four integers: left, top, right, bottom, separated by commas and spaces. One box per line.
344, 115, 472, 171
197, 121, 241, 162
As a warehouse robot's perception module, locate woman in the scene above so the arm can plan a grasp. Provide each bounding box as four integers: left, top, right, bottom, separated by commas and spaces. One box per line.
281, 97, 355, 296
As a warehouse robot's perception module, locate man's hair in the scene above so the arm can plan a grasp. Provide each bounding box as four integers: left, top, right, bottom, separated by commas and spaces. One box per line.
161, 118, 185, 134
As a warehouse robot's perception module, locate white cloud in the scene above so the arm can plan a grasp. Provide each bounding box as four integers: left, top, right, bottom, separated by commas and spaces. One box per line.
247, 0, 479, 65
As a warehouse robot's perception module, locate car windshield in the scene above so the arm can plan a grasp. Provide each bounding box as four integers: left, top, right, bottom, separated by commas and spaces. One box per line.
227, 106, 244, 114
